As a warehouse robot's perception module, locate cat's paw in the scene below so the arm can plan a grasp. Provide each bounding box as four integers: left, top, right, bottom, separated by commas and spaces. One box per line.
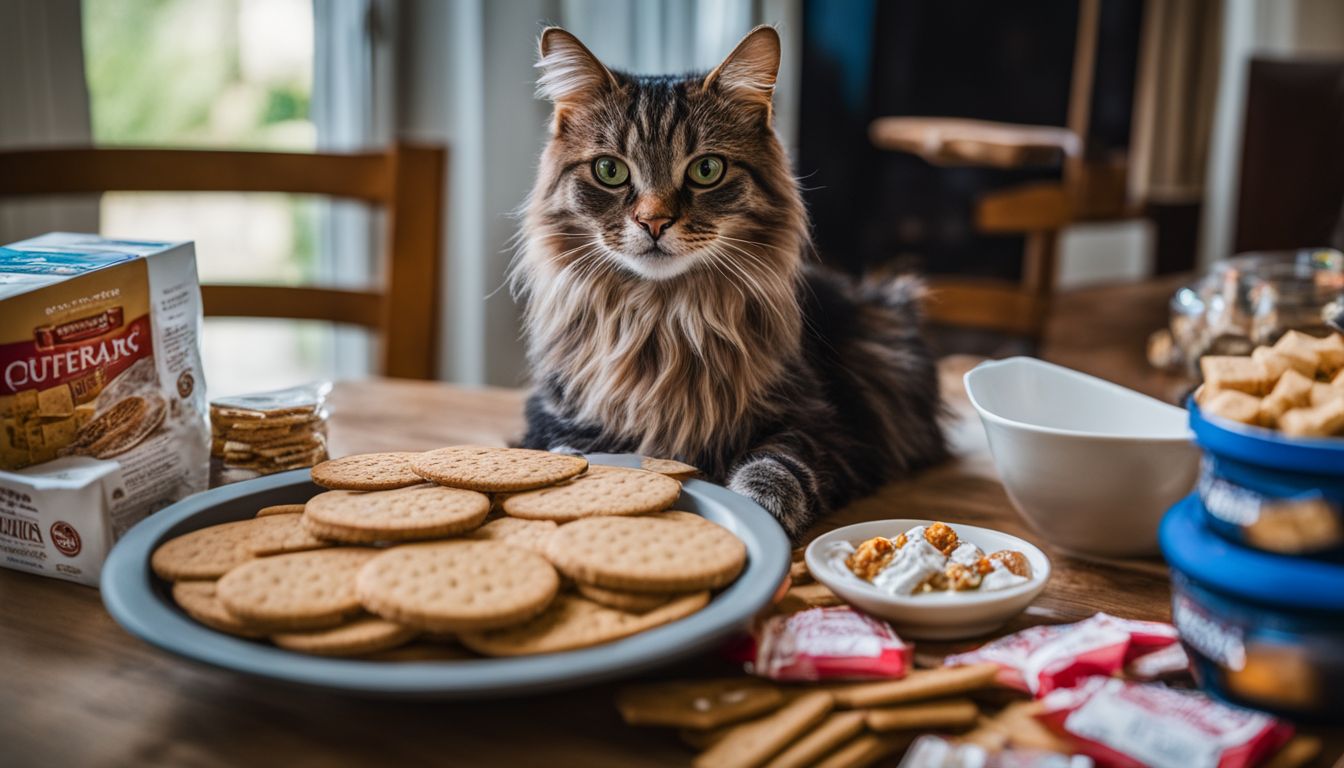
728, 456, 813, 538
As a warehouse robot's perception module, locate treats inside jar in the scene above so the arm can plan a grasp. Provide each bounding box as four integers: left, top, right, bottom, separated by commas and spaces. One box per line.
844, 523, 1032, 596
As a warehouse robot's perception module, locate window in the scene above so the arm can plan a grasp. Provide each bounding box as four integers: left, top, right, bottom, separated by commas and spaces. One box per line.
83, 0, 357, 396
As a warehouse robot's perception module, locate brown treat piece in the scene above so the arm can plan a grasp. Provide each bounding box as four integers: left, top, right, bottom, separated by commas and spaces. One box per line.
1245, 497, 1344, 554
271, 615, 419, 656
460, 592, 708, 656
151, 514, 332, 581
944, 562, 982, 590
762, 710, 866, 768
616, 678, 785, 729
228, 413, 322, 429
303, 485, 490, 543
865, 697, 980, 731
247, 514, 331, 556
256, 504, 306, 518
1309, 382, 1344, 407
545, 515, 746, 593
1279, 398, 1344, 437
502, 466, 681, 521
1261, 736, 1323, 768
576, 583, 674, 613
977, 701, 1072, 752
411, 445, 588, 492
845, 536, 895, 580
986, 550, 1031, 578
1203, 389, 1263, 426
360, 641, 479, 662
1226, 643, 1321, 711
923, 522, 959, 555
1314, 333, 1344, 374
640, 456, 699, 481
680, 724, 735, 751
1273, 330, 1323, 376
216, 548, 378, 631
1200, 355, 1270, 395
788, 559, 813, 585
830, 663, 1000, 708
310, 451, 425, 491
781, 582, 842, 609
171, 581, 265, 638
1261, 369, 1315, 423
815, 733, 916, 768
692, 691, 833, 768
1250, 348, 1289, 382
357, 541, 559, 632
1334, 368, 1344, 387
466, 516, 559, 554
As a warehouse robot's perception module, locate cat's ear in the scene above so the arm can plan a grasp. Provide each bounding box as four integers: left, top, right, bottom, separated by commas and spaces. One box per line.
703, 25, 781, 121
536, 27, 617, 111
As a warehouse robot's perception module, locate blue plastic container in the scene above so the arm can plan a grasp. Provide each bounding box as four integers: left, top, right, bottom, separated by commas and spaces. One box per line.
1188, 400, 1344, 556
1160, 494, 1344, 721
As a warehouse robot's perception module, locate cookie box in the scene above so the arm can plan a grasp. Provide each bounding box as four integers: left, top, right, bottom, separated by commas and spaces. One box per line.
0, 233, 209, 586
1189, 399, 1344, 557
1160, 494, 1344, 721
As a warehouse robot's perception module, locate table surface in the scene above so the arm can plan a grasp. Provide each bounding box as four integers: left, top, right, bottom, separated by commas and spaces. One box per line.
2, 275, 1337, 767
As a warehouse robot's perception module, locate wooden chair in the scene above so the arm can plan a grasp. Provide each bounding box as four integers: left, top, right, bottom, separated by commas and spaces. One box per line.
869, 0, 1131, 341
0, 143, 445, 379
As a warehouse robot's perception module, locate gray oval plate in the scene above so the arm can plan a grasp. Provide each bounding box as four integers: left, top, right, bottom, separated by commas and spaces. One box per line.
101, 454, 789, 698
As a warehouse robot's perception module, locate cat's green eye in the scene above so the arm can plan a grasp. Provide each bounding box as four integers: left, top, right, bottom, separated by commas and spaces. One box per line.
686, 155, 726, 187
592, 156, 629, 187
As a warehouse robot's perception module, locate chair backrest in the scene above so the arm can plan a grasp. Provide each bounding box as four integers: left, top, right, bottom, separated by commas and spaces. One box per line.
0, 143, 445, 379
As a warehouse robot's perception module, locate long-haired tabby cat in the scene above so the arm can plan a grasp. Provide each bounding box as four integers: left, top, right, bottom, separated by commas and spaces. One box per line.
512, 25, 946, 537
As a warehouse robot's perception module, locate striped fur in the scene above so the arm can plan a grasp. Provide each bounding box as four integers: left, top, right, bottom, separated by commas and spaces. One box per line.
512, 27, 946, 537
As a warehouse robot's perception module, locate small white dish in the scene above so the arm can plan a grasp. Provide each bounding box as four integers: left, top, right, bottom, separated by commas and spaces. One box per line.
805, 519, 1050, 640
963, 357, 1200, 557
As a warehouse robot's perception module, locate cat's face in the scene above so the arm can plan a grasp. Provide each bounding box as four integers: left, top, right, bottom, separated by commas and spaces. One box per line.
528, 26, 803, 282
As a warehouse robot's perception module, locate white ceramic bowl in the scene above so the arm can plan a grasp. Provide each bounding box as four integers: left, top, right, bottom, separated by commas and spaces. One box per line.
805, 519, 1050, 640
963, 357, 1199, 557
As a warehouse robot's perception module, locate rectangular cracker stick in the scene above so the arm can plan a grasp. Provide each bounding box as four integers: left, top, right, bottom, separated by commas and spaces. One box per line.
830, 663, 999, 708
864, 697, 980, 732
978, 701, 1072, 752
1200, 355, 1270, 395
1309, 382, 1344, 407
616, 678, 784, 730
1279, 398, 1344, 437
1203, 389, 1263, 426
762, 710, 866, 768
1251, 347, 1302, 382
814, 732, 915, 768
1313, 333, 1344, 374
692, 691, 833, 768
1260, 369, 1314, 423
1272, 330, 1322, 376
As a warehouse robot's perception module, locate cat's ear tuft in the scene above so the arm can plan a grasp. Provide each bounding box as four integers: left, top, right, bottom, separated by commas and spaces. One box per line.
536, 27, 616, 108
703, 25, 781, 120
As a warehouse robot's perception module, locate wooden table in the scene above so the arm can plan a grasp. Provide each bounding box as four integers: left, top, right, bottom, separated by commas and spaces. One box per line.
1, 277, 1337, 766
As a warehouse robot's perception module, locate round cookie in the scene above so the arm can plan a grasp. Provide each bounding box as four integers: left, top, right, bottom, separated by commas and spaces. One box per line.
303, 485, 490, 543
271, 615, 418, 656
310, 452, 425, 491
545, 516, 746, 593
501, 466, 681, 522
356, 541, 559, 632
171, 580, 264, 638
640, 457, 699, 481
410, 446, 587, 492
216, 548, 378, 631
256, 504, 306, 518
459, 592, 709, 656
576, 583, 675, 613
151, 514, 330, 581
466, 516, 558, 554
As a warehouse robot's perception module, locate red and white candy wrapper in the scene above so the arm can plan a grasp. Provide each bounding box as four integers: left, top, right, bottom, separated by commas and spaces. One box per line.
749, 606, 913, 681
1035, 677, 1293, 768
944, 612, 1179, 695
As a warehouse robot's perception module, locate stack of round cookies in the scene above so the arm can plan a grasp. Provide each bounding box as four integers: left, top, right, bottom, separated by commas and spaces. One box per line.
151, 446, 744, 659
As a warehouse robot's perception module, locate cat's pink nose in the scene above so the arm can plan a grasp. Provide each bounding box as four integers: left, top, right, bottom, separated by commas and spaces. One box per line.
635, 213, 675, 240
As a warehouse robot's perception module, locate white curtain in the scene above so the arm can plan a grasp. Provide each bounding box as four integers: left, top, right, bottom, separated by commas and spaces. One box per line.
0, 0, 98, 243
